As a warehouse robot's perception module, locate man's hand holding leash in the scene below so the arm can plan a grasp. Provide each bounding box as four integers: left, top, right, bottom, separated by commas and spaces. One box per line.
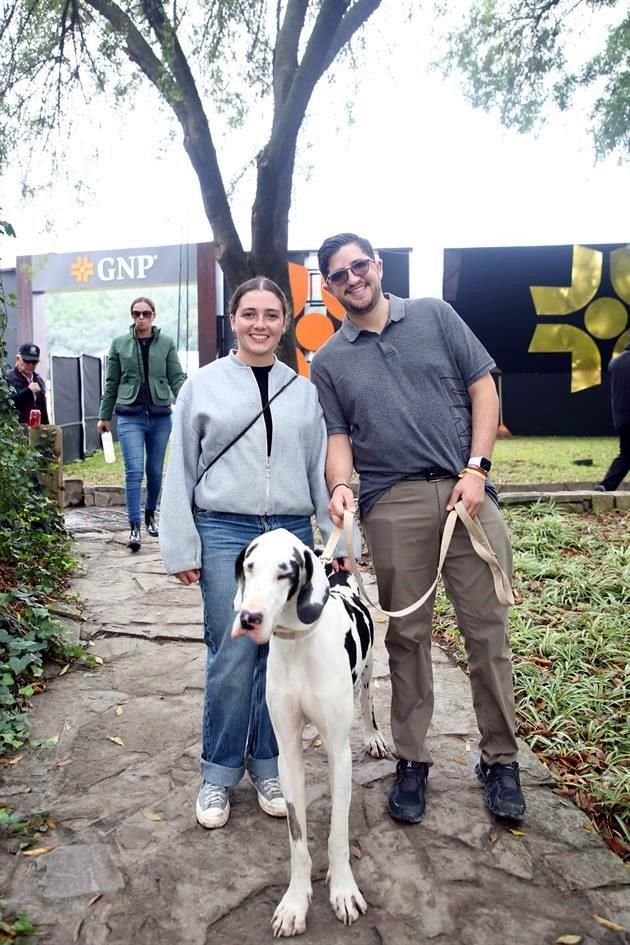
446, 469, 486, 518
328, 481, 355, 573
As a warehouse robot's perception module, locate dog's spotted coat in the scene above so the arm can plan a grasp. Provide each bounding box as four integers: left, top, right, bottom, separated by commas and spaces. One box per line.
231, 528, 387, 937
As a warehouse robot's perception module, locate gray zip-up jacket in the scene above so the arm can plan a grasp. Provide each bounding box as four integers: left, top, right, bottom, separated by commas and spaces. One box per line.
160, 352, 352, 575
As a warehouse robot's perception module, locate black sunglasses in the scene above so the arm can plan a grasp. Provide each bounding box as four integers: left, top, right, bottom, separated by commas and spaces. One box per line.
132, 310, 154, 318
326, 257, 374, 286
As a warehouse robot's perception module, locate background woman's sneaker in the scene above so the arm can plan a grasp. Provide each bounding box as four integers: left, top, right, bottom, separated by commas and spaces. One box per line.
196, 781, 230, 828
249, 774, 287, 817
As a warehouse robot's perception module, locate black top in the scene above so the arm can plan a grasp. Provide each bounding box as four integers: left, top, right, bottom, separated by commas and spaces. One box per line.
251, 365, 273, 456
6, 367, 50, 424
133, 336, 154, 409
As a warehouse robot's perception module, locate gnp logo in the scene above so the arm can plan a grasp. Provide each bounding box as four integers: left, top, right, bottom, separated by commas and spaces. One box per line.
70, 253, 158, 285
528, 245, 630, 392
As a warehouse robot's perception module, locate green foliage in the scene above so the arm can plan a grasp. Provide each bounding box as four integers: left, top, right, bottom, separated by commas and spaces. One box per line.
433, 500, 630, 855
0, 217, 83, 754
0, 903, 37, 945
0, 807, 51, 850
45, 286, 198, 356
437, 0, 629, 162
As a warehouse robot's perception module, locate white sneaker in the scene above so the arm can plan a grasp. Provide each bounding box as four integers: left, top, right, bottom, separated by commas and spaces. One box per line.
249, 774, 287, 817
196, 781, 230, 829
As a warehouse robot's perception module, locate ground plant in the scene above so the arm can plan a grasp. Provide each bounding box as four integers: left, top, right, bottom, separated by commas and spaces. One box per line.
0, 904, 37, 945
433, 501, 629, 859
0, 221, 83, 756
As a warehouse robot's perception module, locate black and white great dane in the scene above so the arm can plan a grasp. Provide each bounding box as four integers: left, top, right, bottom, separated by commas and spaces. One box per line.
231, 528, 388, 937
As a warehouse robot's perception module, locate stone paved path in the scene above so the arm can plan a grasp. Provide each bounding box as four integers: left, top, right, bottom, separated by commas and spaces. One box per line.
1, 508, 629, 945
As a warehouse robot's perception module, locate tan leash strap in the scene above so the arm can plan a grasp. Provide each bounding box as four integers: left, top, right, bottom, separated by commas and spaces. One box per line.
321, 500, 513, 617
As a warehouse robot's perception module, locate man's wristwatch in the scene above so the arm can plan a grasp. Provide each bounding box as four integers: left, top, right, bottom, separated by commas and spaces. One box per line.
468, 456, 492, 473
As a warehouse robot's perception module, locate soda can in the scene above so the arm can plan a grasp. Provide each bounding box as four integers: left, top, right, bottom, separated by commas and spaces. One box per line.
28, 409, 41, 427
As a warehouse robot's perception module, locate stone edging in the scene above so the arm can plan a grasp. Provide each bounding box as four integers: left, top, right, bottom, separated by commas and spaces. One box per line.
62, 477, 630, 512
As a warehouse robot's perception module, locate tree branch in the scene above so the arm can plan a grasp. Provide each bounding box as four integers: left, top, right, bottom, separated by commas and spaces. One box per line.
84, 0, 246, 275
319, 0, 383, 76
267, 0, 383, 163
273, 0, 308, 111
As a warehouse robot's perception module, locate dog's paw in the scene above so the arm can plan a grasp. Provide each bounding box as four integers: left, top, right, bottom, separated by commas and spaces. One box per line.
329, 876, 368, 925
272, 888, 311, 937
365, 731, 389, 758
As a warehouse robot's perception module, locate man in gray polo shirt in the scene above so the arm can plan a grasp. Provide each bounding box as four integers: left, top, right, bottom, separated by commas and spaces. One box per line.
311, 232, 525, 824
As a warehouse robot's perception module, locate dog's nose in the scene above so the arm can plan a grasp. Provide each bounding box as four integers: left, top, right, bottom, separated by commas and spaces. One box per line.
240, 610, 263, 629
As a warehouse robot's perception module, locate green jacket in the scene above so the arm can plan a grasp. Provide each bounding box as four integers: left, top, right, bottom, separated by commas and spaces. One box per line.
98, 326, 187, 420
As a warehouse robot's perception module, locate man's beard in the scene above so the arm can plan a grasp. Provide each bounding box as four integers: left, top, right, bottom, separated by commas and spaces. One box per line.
343, 283, 381, 317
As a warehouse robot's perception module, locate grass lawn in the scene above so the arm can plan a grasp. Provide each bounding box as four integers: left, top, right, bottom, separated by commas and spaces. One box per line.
64, 437, 620, 486
493, 436, 617, 484
433, 501, 629, 860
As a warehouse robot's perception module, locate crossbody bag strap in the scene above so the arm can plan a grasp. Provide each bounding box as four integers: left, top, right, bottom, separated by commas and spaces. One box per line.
194, 373, 297, 489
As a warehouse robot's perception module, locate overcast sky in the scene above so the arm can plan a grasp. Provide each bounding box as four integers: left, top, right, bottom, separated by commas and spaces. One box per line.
1, 5, 627, 297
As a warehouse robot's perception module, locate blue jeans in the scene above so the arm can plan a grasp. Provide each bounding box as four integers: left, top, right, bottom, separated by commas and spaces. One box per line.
194, 511, 313, 787
116, 412, 172, 525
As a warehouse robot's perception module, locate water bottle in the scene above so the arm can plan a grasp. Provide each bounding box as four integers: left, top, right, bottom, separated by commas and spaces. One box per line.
101, 430, 116, 464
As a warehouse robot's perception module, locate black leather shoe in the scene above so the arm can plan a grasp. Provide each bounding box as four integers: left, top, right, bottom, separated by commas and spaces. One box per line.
144, 510, 159, 538
476, 760, 526, 820
127, 523, 141, 552
388, 759, 429, 823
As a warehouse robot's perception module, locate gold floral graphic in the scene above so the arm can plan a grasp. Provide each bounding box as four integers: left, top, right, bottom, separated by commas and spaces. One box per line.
528, 245, 630, 392
70, 255, 95, 285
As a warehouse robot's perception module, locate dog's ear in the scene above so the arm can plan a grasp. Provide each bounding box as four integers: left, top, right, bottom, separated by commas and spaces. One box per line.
233, 545, 247, 611
296, 547, 330, 625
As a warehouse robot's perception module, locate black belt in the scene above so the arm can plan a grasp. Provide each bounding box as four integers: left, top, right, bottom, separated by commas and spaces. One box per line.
404, 467, 454, 482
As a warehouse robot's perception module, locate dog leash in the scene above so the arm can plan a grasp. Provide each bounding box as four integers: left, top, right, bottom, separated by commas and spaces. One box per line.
320, 501, 514, 618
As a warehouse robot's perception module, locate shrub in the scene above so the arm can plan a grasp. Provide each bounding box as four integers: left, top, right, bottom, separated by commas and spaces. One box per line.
0, 218, 80, 753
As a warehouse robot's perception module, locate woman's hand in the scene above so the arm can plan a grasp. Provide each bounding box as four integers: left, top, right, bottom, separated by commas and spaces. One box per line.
328, 483, 355, 527
97, 419, 110, 434
174, 569, 201, 585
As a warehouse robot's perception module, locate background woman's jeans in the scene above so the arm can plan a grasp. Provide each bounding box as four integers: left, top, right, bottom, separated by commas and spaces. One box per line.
194, 511, 313, 788
116, 412, 172, 525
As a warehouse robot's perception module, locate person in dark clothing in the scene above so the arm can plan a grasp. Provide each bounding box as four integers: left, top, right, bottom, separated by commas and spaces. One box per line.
7, 343, 50, 425
594, 342, 630, 492
97, 297, 186, 552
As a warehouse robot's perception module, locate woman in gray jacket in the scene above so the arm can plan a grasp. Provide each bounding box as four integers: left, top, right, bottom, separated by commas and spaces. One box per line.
159, 277, 351, 831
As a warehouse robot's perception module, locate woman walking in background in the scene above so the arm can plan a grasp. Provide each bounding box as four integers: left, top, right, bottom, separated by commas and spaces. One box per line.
98, 297, 186, 552
159, 276, 354, 830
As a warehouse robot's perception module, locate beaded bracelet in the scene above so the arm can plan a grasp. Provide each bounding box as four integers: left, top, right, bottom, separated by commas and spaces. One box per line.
330, 481, 351, 495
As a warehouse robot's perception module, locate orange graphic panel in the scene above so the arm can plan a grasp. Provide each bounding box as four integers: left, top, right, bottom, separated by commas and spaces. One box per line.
295, 312, 334, 353
296, 348, 310, 378
322, 283, 345, 320
288, 262, 309, 316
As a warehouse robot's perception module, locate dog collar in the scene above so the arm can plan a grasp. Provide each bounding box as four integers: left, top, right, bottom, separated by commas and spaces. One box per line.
272, 623, 318, 641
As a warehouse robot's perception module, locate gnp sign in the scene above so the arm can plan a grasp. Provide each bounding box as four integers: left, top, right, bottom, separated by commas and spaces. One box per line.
29, 243, 196, 292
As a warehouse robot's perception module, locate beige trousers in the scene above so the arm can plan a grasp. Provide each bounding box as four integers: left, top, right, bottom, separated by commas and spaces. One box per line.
362, 478, 518, 766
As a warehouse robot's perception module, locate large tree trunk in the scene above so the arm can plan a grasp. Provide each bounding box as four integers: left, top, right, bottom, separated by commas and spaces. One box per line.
250, 138, 299, 369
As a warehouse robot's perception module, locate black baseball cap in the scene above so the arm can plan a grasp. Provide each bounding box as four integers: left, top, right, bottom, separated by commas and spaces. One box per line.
19, 343, 40, 362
